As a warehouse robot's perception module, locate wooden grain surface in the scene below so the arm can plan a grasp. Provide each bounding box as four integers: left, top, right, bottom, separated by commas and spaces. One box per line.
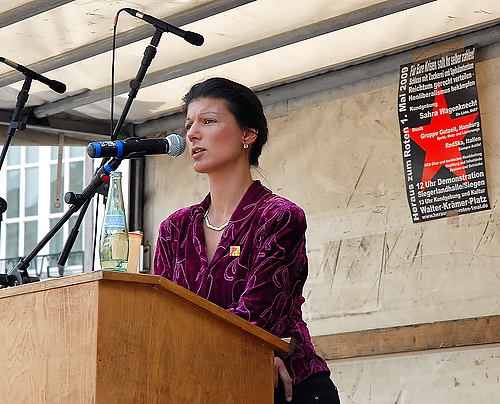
313, 315, 500, 360
0, 280, 99, 402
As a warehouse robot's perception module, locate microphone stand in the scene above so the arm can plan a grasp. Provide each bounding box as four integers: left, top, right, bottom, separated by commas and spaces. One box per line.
55, 28, 165, 274
113, 28, 163, 141
0, 77, 32, 234
0, 76, 32, 171
0, 77, 32, 285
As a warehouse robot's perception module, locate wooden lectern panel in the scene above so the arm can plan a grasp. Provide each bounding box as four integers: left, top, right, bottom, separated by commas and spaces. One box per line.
1, 278, 100, 402
0, 271, 288, 403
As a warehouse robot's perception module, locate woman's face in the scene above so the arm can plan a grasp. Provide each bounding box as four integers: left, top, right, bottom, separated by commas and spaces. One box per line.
185, 97, 250, 175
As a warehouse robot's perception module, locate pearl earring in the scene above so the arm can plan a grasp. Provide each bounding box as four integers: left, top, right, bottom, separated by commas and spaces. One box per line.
243, 144, 249, 149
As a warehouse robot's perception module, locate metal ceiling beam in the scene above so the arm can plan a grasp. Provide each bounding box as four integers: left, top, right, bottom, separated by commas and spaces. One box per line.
0, 0, 75, 29
0, 0, 255, 88
0, 124, 105, 146
33, 0, 436, 119
0, 109, 118, 142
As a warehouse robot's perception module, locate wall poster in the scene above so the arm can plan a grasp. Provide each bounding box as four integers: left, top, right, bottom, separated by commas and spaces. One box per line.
398, 45, 490, 223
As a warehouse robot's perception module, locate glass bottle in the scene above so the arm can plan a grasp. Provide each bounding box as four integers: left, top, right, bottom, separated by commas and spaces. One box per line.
100, 171, 129, 271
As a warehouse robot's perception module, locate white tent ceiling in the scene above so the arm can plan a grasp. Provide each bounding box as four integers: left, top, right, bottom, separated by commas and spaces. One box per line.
1, 0, 500, 145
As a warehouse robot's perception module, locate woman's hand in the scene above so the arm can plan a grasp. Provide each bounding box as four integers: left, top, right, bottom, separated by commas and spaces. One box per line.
274, 357, 293, 402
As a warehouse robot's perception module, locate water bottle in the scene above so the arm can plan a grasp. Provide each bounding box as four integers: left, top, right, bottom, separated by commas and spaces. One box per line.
100, 171, 129, 271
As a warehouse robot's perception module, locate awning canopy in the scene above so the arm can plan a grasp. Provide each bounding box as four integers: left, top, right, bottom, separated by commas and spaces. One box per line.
1, 0, 499, 145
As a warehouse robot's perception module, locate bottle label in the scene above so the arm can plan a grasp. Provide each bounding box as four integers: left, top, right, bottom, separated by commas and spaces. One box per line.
103, 214, 126, 228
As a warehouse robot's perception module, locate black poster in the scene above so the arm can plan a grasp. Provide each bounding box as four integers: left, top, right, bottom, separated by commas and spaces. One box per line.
398, 45, 490, 222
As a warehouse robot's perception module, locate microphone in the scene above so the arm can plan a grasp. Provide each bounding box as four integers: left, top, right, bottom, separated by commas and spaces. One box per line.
0, 57, 66, 94
87, 134, 186, 159
123, 8, 204, 46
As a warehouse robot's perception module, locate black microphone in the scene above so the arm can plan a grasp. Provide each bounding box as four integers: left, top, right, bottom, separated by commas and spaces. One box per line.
87, 134, 186, 159
123, 8, 204, 46
0, 57, 66, 94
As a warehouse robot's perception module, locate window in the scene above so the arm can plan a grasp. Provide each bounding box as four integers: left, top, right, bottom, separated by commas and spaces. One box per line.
5, 223, 19, 258
69, 161, 83, 192
7, 146, 21, 166
25, 146, 39, 164
24, 221, 38, 256
1, 145, 89, 279
6, 169, 20, 218
25, 167, 39, 217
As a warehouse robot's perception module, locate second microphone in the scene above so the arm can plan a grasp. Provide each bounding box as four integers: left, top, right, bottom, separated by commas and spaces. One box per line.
87, 134, 186, 159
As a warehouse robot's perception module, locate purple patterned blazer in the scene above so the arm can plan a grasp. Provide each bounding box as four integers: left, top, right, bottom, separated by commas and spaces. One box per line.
154, 180, 329, 384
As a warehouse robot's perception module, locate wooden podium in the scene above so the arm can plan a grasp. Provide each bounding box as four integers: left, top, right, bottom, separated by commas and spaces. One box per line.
0, 270, 289, 403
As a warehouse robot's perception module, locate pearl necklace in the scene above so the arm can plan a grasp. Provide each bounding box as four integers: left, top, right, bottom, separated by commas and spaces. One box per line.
204, 209, 230, 231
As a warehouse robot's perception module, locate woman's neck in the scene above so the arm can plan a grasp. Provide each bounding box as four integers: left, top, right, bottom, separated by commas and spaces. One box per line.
207, 169, 254, 225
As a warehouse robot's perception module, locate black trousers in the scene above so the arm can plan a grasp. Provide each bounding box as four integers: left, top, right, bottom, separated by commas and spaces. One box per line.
274, 371, 341, 404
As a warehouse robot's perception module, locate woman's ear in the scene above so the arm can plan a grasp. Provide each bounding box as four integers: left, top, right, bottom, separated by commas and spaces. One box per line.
243, 128, 258, 145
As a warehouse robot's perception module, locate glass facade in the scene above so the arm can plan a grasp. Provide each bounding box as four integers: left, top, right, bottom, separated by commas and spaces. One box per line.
1, 145, 89, 280
7, 146, 21, 166
25, 167, 39, 217
24, 221, 38, 256
6, 169, 20, 218
5, 223, 19, 258
25, 146, 39, 164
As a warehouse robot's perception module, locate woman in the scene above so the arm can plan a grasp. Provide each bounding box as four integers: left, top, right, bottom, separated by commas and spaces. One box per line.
154, 77, 340, 403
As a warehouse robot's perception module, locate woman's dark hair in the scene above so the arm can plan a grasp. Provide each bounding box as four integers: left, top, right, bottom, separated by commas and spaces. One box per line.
182, 77, 268, 166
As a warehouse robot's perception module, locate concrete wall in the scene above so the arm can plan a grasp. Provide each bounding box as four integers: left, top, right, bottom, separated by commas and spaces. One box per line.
143, 42, 500, 403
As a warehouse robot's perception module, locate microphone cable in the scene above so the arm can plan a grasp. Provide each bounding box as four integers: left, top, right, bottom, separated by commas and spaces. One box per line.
111, 9, 124, 141
90, 9, 124, 272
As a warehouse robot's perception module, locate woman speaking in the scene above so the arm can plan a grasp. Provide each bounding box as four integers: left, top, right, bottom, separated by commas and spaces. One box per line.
154, 77, 341, 403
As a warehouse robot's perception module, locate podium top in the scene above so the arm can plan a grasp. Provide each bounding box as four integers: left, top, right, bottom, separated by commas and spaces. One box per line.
0, 270, 290, 355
